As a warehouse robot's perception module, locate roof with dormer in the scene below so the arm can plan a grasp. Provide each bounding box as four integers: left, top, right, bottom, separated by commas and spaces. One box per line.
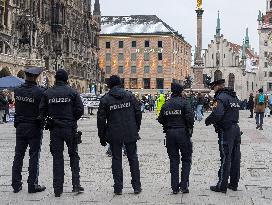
100, 15, 180, 36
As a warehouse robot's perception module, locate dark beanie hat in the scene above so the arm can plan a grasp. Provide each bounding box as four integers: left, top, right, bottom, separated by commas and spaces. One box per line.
108, 75, 122, 88
259, 88, 263, 93
55, 69, 68, 82
171, 83, 183, 94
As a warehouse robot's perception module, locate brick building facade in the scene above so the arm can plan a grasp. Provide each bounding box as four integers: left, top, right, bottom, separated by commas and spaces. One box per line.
99, 15, 191, 93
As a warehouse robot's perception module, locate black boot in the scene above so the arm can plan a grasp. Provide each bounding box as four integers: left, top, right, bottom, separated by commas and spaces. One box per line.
72, 185, 84, 193
134, 188, 142, 194
227, 184, 238, 191
28, 184, 46, 193
210, 185, 227, 193
181, 188, 189, 194
114, 189, 122, 195
172, 189, 179, 194
55, 192, 62, 197
13, 184, 22, 193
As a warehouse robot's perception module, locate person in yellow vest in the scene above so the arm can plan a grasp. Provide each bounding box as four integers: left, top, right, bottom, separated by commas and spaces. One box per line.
156, 93, 165, 116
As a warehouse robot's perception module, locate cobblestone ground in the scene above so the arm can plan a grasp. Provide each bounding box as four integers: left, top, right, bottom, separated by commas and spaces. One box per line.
0, 111, 272, 205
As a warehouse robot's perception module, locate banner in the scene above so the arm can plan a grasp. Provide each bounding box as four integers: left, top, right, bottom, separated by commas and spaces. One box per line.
8, 103, 15, 122
81, 94, 101, 108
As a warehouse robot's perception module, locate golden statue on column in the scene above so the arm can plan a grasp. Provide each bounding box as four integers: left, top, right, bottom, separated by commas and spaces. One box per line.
197, 0, 202, 9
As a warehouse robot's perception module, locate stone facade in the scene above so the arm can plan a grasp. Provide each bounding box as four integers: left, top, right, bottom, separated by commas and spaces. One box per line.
258, 0, 272, 92
0, 0, 102, 93
203, 13, 258, 100
99, 15, 191, 94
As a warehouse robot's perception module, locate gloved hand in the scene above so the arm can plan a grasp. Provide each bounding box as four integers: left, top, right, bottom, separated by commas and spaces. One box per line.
100, 138, 107, 147
205, 119, 210, 126
213, 124, 219, 133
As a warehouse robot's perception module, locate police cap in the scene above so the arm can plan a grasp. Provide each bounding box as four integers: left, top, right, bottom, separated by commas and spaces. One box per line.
171, 83, 183, 94
55, 69, 68, 82
209, 79, 225, 89
24, 67, 43, 76
107, 75, 122, 88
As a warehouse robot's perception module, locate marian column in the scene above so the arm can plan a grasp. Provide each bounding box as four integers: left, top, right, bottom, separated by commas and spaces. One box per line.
192, 0, 205, 89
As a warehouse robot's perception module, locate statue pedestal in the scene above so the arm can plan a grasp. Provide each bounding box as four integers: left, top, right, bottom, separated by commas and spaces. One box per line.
192, 65, 204, 89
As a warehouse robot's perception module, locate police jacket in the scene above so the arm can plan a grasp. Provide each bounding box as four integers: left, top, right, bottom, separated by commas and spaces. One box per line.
14, 81, 44, 125
158, 95, 194, 131
39, 81, 84, 128
97, 86, 142, 143
205, 88, 239, 130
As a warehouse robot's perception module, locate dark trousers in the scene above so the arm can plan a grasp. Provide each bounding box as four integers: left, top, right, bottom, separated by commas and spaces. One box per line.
110, 141, 141, 191
217, 124, 241, 190
249, 108, 253, 117
255, 112, 264, 126
166, 128, 192, 191
50, 127, 80, 193
12, 123, 42, 188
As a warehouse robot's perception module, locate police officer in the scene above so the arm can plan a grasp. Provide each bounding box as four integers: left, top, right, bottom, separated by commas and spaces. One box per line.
39, 69, 84, 197
205, 79, 241, 193
97, 75, 142, 195
158, 83, 194, 194
12, 67, 46, 193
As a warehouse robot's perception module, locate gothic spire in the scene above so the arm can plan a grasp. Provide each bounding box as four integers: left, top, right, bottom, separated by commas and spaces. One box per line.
245, 28, 250, 48
242, 39, 247, 60
94, 0, 101, 16
216, 11, 221, 37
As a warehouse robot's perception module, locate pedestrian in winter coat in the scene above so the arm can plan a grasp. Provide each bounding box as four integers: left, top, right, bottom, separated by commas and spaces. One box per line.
196, 93, 204, 121
156, 94, 165, 116
255, 88, 268, 130
248, 93, 254, 118
0, 90, 8, 123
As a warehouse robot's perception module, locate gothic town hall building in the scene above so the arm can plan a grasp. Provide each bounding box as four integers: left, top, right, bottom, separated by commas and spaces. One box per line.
0, 0, 102, 93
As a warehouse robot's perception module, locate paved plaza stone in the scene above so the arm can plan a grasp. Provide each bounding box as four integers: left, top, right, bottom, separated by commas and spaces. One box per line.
0, 111, 272, 205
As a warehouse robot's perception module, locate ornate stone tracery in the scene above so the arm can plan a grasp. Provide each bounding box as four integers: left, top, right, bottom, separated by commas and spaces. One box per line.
0, 0, 102, 93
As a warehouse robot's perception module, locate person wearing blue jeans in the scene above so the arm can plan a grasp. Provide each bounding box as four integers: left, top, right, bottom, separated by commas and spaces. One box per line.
255, 112, 264, 130
254, 88, 268, 131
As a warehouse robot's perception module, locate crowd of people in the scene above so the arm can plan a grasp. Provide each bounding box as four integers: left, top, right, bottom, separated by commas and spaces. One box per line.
0, 90, 14, 123
133, 91, 215, 123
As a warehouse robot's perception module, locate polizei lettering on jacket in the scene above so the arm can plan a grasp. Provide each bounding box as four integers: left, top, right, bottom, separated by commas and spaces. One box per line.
48, 97, 71, 104
110, 102, 131, 111
16, 96, 35, 103
164, 110, 182, 116
230, 102, 240, 108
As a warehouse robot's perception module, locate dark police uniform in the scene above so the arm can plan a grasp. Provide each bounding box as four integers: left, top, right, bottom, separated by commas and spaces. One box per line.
205, 88, 241, 192
97, 86, 142, 193
39, 81, 84, 195
12, 68, 45, 193
158, 95, 194, 193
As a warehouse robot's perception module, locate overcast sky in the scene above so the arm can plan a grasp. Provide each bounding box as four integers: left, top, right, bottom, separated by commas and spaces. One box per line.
101, 0, 265, 53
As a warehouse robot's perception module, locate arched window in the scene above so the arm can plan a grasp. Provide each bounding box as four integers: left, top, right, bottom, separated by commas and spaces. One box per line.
247, 81, 249, 91
214, 70, 223, 81
228, 73, 235, 89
